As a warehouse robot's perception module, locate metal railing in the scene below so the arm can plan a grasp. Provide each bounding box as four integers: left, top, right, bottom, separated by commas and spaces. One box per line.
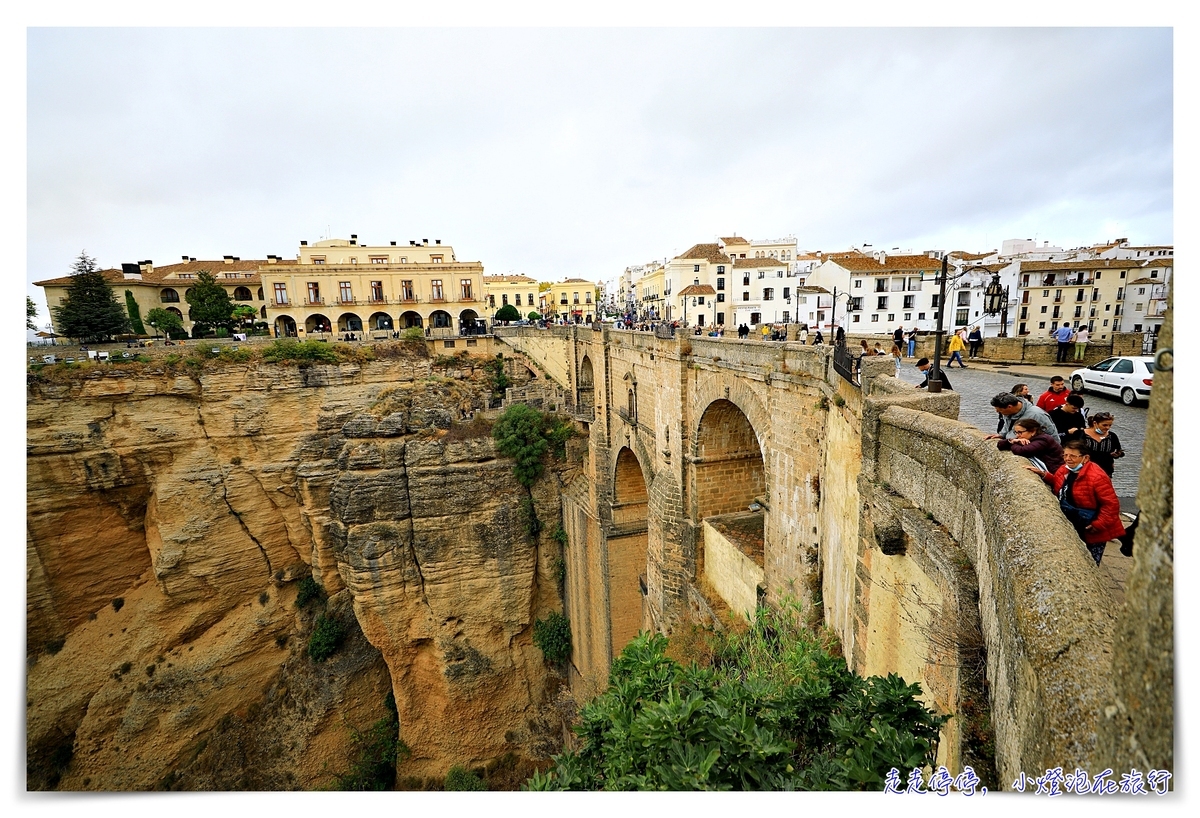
831, 340, 861, 387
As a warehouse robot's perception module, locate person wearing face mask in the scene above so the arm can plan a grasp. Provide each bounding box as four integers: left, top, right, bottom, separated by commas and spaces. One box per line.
1026, 439, 1124, 565
1082, 412, 1124, 476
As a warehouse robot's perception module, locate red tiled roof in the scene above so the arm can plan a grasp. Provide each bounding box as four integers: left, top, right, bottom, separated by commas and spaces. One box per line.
676, 243, 733, 264
678, 284, 716, 296
733, 257, 786, 268
719, 236, 750, 245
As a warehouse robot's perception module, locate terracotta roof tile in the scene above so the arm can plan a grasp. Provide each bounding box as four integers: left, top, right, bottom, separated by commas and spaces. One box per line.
483, 274, 537, 283
678, 284, 716, 296
733, 257, 786, 268
676, 243, 733, 264
719, 236, 750, 245
1018, 259, 1146, 272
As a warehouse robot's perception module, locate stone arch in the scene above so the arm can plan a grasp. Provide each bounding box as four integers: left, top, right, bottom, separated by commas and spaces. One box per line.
609, 446, 650, 659
337, 312, 363, 333
233, 286, 252, 301
274, 315, 297, 337
578, 354, 594, 411
400, 310, 423, 328
166, 307, 183, 320
260, 305, 267, 319
693, 398, 767, 520
368, 311, 394, 330
257, 287, 265, 301
430, 310, 452, 329
160, 287, 180, 303
305, 314, 332, 334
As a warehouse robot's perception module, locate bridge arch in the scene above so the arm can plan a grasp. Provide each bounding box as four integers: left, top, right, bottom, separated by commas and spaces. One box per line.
693, 398, 767, 520
609, 445, 650, 658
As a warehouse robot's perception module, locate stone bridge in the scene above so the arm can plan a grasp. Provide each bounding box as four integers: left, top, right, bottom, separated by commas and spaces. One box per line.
493, 323, 1168, 787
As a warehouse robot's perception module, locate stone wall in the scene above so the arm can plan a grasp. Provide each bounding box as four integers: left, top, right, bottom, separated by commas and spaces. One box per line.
841, 331, 1143, 367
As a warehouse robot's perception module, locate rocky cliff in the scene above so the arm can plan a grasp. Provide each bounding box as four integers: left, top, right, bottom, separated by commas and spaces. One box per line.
26, 350, 567, 789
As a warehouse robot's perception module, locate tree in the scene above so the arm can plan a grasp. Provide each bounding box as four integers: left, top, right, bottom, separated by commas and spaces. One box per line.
124, 291, 147, 335
145, 307, 184, 339
494, 304, 521, 323
52, 252, 130, 343
185, 270, 234, 335
26, 297, 37, 331
527, 311, 541, 322
232, 304, 258, 327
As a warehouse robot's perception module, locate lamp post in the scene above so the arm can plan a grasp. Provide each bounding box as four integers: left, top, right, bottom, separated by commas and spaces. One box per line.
830, 286, 851, 343
929, 256, 948, 392
983, 273, 1010, 338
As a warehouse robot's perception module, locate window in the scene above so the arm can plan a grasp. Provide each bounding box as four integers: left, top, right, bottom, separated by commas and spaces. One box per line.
750, 312, 761, 324
697, 296, 705, 305
307, 282, 321, 303
431, 255, 443, 263
1039, 321, 1046, 329
1116, 288, 1124, 299
1133, 324, 1143, 332
716, 277, 725, 290
160, 288, 180, 303
1074, 306, 1083, 318
743, 275, 750, 286
1119, 271, 1125, 278
1043, 290, 1049, 297
460, 279, 473, 300
431, 280, 444, 300
891, 278, 905, 292
877, 296, 888, 310
1103, 319, 1109, 326
528, 293, 534, 304
930, 294, 940, 307
955, 309, 969, 326
717, 312, 725, 325
717, 293, 725, 302
1076, 289, 1085, 301
871, 314, 879, 322
1138, 287, 1146, 295
887, 313, 894, 322
1052, 306, 1060, 318
400, 257, 407, 263
488, 294, 495, 307
350, 258, 358, 265
1134, 302, 1144, 311
502, 294, 509, 306
1020, 307, 1028, 319
717, 265, 725, 274
1050, 321, 1058, 331
852, 315, 861, 322
783, 288, 790, 299
586, 292, 592, 303
850, 297, 863, 311
370, 256, 387, 264
312, 257, 326, 265
853, 279, 863, 289
875, 279, 887, 292
1111, 359, 1134, 374
908, 277, 922, 291
763, 288, 773, 300
1021, 274, 1030, 287
401, 280, 414, 301
1095, 272, 1101, 279
918, 312, 926, 320
782, 311, 790, 322
903, 295, 915, 309
515, 294, 522, 306
798, 278, 806, 286
957, 291, 971, 306
339, 281, 353, 303
904, 312, 911, 320
743, 292, 750, 301
274, 283, 288, 305
370, 281, 383, 301
694, 264, 700, 273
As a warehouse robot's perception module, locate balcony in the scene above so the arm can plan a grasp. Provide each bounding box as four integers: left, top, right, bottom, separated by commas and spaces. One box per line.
430, 295, 446, 303
336, 297, 357, 305
305, 297, 325, 306
271, 299, 289, 308
368, 296, 388, 305
398, 294, 420, 303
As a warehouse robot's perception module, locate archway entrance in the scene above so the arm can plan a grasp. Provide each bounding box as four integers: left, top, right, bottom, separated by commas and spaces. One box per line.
694, 399, 766, 618
274, 315, 297, 337
337, 313, 363, 333
305, 314, 332, 334
578, 355, 594, 413
369, 312, 394, 331
400, 311, 423, 329
609, 446, 649, 658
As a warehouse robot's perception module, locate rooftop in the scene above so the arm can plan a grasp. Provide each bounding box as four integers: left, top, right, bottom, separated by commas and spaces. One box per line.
733, 257, 787, 269
676, 243, 733, 264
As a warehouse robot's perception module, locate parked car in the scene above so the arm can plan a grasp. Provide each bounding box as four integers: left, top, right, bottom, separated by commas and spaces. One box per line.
1070, 355, 1155, 406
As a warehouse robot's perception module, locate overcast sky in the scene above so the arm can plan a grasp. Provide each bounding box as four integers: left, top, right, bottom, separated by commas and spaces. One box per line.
26, 26, 1172, 315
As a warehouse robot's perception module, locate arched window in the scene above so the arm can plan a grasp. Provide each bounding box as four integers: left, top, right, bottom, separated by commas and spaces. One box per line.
160, 288, 180, 303
627, 387, 636, 422
233, 286, 252, 301
257, 287, 264, 301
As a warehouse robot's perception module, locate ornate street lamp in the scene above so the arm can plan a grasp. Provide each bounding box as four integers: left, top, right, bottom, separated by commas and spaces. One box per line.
983, 273, 1010, 338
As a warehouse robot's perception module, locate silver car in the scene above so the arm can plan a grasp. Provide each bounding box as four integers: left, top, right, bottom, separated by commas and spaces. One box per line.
1070, 355, 1155, 406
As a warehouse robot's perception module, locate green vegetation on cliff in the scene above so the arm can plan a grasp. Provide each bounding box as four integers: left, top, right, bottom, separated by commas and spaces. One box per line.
525, 602, 946, 791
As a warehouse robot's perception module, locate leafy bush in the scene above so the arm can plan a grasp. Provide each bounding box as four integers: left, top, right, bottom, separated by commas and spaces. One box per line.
308, 614, 344, 662
492, 404, 552, 487
532, 611, 572, 665
527, 311, 541, 322
445, 766, 487, 791
111, 597, 124, 612
494, 304, 521, 323
524, 601, 945, 791
261, 339, 342, 364
333, 704, 409, 791
45, 637, 65, 655
483, 356, 511, 397
295, 576, 325, 607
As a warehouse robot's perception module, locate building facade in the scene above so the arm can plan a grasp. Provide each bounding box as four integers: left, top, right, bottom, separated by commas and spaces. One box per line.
483, 274, 540, 321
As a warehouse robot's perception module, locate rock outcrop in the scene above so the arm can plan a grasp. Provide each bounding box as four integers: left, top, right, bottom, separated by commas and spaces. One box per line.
26, 351, 563, 789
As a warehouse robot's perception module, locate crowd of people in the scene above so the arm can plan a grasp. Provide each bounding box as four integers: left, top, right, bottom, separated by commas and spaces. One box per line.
982, 376, 1133, 565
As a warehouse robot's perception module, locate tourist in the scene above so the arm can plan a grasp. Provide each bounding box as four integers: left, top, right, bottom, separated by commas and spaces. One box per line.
1073, 325, 1090, 362
1011, 383, 1031, 402
914, 357, 951, 390
984, 392, 1054, 441
996, 418, 1064, 474
1049, 393, 1089, 442
835, 326, 845, 345
946, 331, 968, 368
1054, 323, 1076, 363
967, 326, 983, 358
890, 342, 902, 377
813, 329, 824, 345
893, 325, 904, 349
1036, 376, 1071, 413
906, 327, 917, 358
1081, 412, 1125, 477
798, 325, 809, 344
1026, 439, 1124, 565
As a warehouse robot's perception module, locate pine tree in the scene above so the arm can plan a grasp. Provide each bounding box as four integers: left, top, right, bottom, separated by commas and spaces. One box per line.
26, 296, 38, 331
52, 252, 131, 343
184, 270, 234, 335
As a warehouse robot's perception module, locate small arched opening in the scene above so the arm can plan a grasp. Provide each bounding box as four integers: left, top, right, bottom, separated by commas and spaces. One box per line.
160, 288, 180, 303
233, 286, 252, 301
274, 315, 297, 338
369, 312, 394, 331
337, 313, 363, 333
400, 311, 423, 329
305, 314, 332, 334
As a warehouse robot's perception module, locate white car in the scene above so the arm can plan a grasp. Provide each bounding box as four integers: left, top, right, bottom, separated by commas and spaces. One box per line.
1070, 355, 1155, 406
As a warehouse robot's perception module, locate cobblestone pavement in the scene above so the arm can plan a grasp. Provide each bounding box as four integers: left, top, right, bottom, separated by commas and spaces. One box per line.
893, 357, 1149, 507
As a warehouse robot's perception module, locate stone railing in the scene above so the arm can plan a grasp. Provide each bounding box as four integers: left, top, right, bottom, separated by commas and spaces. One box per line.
858, 387, 1116, 783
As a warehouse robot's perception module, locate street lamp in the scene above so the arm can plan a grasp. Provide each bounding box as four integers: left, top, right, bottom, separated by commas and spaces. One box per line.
983, 273, 1010, 338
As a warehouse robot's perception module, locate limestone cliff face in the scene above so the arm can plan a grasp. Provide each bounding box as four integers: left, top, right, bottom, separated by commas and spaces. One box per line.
26, 352, 561, 789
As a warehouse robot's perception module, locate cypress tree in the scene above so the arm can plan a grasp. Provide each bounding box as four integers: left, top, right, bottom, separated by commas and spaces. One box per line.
124, 290, 147, 335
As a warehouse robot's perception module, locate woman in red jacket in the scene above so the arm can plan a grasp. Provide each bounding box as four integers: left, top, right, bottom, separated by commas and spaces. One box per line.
1026, 438, 1125, 565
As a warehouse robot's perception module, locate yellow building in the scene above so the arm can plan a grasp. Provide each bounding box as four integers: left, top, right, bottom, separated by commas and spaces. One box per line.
35, 256, 267, 339
1014, 257, 1173, 342
260, 237, 485, 338
482, 274, 540, 320
540, 278, 598, 323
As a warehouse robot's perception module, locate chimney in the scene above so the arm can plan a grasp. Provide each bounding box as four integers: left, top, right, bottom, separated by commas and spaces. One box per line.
190, 257, 196, 262
139, 260, 153, 275
422, 238, 428, 245
181, 255, 189, 262
267, 255, 278, 264
435, 239, 441, 245
410, 240, 417, 246
224, 255, 234, 264
390, 241, 396, 246
350, 234, 357, 246
122, 262, 142, 280
301, 240, 308, 246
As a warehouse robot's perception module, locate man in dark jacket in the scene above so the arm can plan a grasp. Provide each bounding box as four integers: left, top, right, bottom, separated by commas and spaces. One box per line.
914, 358, 951, 390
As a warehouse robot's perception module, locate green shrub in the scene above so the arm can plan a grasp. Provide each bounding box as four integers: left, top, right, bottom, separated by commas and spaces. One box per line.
445, 765, 487, 791
832, 395, 846, 408
111, 597, 124, 612
492, 404, 552, 487
333, 713, 409, 790
483, 356, 511, 397
521, 493, 541, 539
553, 526, 568, 546
262, 339, 341, 364
525, 600, 945, 791
308, 614, 344, 662
45, 637, 65, 655
295, 576, 324, 607
532, 611, 572, 665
